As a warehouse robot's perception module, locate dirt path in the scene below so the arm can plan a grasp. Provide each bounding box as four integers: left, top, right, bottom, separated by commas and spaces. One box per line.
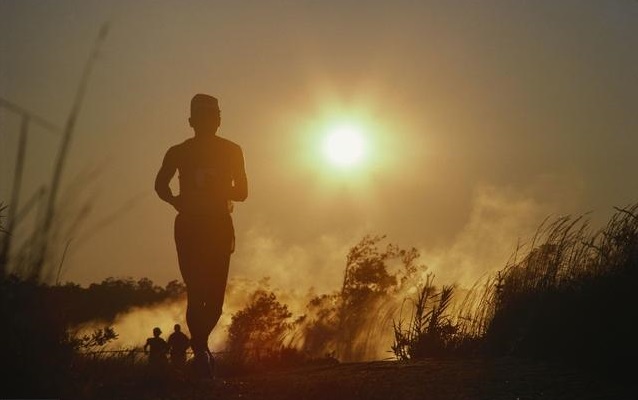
182, 358, 633, 400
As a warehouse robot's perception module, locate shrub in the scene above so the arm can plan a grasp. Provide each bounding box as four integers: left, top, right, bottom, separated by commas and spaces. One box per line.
391, 275, 462, 359
227, 290, 293, 363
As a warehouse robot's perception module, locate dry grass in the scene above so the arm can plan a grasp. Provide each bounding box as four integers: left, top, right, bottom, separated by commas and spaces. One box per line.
482, 202, 638, 374
390, 201, 638, 372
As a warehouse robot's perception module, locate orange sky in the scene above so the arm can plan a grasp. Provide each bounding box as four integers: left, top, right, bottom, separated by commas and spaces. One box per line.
1, 1, 638, 292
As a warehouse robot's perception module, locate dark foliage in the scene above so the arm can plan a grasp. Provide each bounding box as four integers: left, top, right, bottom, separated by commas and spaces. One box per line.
1, 275, 75, 397
4, 201, 638, 396
225, 289, 339, 375
483, 203, 638, 380
392, 276, 461, 359
227, 289, 293, 360
390, 202, 638, 373
1, 274, 185, 398
79, 277, 186, 323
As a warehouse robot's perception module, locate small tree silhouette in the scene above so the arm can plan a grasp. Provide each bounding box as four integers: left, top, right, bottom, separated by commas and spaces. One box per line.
299, 235, 425, 361
227, 290, 293, 361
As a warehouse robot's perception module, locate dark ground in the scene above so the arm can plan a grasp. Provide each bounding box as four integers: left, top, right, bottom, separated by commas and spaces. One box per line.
142, 357, 634, 400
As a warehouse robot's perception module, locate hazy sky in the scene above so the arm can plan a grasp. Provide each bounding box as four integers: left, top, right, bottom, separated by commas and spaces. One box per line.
1, 0, 637, 292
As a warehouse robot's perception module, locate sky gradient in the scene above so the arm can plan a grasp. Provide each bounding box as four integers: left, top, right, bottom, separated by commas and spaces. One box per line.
1, 0, 637, 292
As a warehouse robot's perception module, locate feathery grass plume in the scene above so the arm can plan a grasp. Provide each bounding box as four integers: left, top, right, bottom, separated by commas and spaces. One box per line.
0, 202, 7, 235
483, 202, 638, 375
391, 274, 461, 359
0, 202, 8, 276
451, 273, 497, 344
31, 22, 109, 281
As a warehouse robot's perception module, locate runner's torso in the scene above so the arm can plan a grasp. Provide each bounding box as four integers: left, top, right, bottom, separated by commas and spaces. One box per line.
170, 135, 240, 216
147, 337, 168, 358
169, 332, 189, 352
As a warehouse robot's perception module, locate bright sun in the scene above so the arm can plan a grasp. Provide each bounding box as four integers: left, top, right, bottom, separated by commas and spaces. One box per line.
323, 124, 366, 167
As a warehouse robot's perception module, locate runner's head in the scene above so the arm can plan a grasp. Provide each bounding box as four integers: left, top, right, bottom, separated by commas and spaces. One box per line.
174, 323, 181, 332
189, 93, 221, 135
153, 327, 162, 337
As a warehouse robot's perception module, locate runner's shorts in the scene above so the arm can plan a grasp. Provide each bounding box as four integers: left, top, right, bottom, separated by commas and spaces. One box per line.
174, 213, 235, 290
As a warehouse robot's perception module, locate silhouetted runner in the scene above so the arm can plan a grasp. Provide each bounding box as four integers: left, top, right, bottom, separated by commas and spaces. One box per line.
167, 323, 190, 370
155, 93, 248, 379
144, 327, 169, 369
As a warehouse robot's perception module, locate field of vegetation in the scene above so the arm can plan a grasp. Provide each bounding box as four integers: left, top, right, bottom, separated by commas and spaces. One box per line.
1, 201, 637, 399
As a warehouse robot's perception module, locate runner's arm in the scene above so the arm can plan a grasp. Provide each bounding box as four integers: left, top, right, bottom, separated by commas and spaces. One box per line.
229, 146, 247, 201
154, 148, 181, 210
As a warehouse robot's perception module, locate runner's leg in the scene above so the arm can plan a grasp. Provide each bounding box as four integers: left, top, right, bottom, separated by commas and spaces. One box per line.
175, 214, 208, 355
175, 214, 233, 356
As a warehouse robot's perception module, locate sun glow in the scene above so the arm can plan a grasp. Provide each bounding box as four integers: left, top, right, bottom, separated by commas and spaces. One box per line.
323, 124, 366, 167
291, 100, 396, 183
